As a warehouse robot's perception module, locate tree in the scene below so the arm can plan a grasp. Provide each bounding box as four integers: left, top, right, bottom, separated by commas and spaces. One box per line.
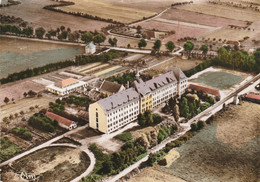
168, 97, 176, 110
197, 121, 205, 130
101, 160, 113, 174
200, 45, 208, 59
137, 113, 146, 126
173, 105, 180, 122
184, 41, 194, 59
81, 32, 93, 43
190, 123, 197, 131
23, 92, 28, 98
108, 38, 117, 47
22, 26, 33, 36
138, 38, 147, 49
4, 97, 9, 104
166, 41, 175, 52
144, 111, 154, 125
153, 40, 161, 52
35, 27, 45, 39
137, 25, 142, 34
93, 33, 106, 45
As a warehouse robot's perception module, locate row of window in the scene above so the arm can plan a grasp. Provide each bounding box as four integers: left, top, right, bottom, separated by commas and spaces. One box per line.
107, 101, 139, 117
108, 116, 137, 132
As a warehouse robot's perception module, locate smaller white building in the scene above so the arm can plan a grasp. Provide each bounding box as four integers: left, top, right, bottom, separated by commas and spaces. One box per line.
46, 78, 88, 96
0, 0, 8, 5
85, 42, 96, 55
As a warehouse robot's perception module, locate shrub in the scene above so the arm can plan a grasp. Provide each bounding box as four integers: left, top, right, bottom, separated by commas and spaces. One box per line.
0, 137, 22, 162
11, 127, 32, 140
197, 121, 205, 130
115, 132, 132, 142
190, 123, 198, 131
28, 113, 58, 132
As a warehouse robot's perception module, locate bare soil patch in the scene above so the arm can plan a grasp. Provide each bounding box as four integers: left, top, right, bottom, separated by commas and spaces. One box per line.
0, 36, 84, 54
0, 80, 45, 104
160, 8, 247, 28
177, 3, 260, 22
143, 58, 203, 77
203, 28, 256, 42
1, 0, 109, 31
129, 167, 186, 182
1, 146, 90, 182
216, 101, 260, 147
58, 0, 155, 24
135, 19, 210, 42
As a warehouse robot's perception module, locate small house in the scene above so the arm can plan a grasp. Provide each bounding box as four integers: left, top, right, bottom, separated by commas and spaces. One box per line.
45, 112, 77, 130
85, 42, 96, 55
95, 80, 125, 96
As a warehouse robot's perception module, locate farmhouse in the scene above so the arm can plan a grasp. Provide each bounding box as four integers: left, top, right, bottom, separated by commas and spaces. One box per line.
85, 42, 96, 55
45, 112, 77, 130
95, 80, 125, 96
89, 68, 188, 133
46, 78, 88, 96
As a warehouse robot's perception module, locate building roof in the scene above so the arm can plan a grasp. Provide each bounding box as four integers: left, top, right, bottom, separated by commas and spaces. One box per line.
55, 78, 78, 88
97, 88, 139, 111
86, 42, 95, 49
100, 81, 123, 94
167, 67, 187, 80
246, 92, 260, 100
134, 71, 177, 96
45, 112, 73, 127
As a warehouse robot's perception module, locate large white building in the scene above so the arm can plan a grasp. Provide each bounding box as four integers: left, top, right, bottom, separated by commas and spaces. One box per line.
89, 88, 140, 133
89, 68, 188, 133
46, 78, 88, 96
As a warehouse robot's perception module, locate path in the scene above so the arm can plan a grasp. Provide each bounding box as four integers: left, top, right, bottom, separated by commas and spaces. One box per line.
139, 57, 174, 73
0, 125, 89, 167
109, 47, 151, 54
155, 18, 219, 30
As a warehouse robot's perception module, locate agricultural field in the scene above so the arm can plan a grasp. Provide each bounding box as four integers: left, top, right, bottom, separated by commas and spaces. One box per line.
0, 37, 84, 79
0, 0, 109, 31
57, 0, 156, 24
135, 19, 211, 42
142, 57, 203, 77
160, 8, 248, 28
177, 2, 260, 22
158, 101, 260, 182
1, 146, 90, 182
203, 28, 256, 42
129, 167, 186, 182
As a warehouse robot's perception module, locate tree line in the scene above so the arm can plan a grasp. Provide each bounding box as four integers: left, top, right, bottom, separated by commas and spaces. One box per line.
0, 50, 121, 84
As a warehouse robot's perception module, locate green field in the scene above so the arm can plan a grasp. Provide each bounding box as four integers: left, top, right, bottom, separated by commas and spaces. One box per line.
195, 71, 243, 90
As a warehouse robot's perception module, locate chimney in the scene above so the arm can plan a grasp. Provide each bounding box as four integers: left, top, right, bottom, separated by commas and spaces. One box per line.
127, 95, 130, 101
111, 102, 114, 108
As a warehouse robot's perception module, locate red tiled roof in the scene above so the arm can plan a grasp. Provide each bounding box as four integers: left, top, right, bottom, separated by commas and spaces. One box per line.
189, 84, 221, 97
226, 41, 239, 45
55, 78, 78, 88
45, 112, 72, 127
246, 92, 260, 101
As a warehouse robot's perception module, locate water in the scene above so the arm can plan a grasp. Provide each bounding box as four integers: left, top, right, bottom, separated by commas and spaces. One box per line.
0, 48, 81, 78
195, 71, 243, 90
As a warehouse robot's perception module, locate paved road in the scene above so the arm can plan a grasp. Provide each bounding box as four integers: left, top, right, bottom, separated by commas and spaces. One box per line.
109, 47, 151, 54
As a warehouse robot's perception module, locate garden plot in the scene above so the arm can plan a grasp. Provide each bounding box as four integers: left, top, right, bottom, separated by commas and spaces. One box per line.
203, 28, 256, 42
159, 102, 259, 182
77, 62, 102, 72
81, 64, 110, 74
94, 65, 122, 76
